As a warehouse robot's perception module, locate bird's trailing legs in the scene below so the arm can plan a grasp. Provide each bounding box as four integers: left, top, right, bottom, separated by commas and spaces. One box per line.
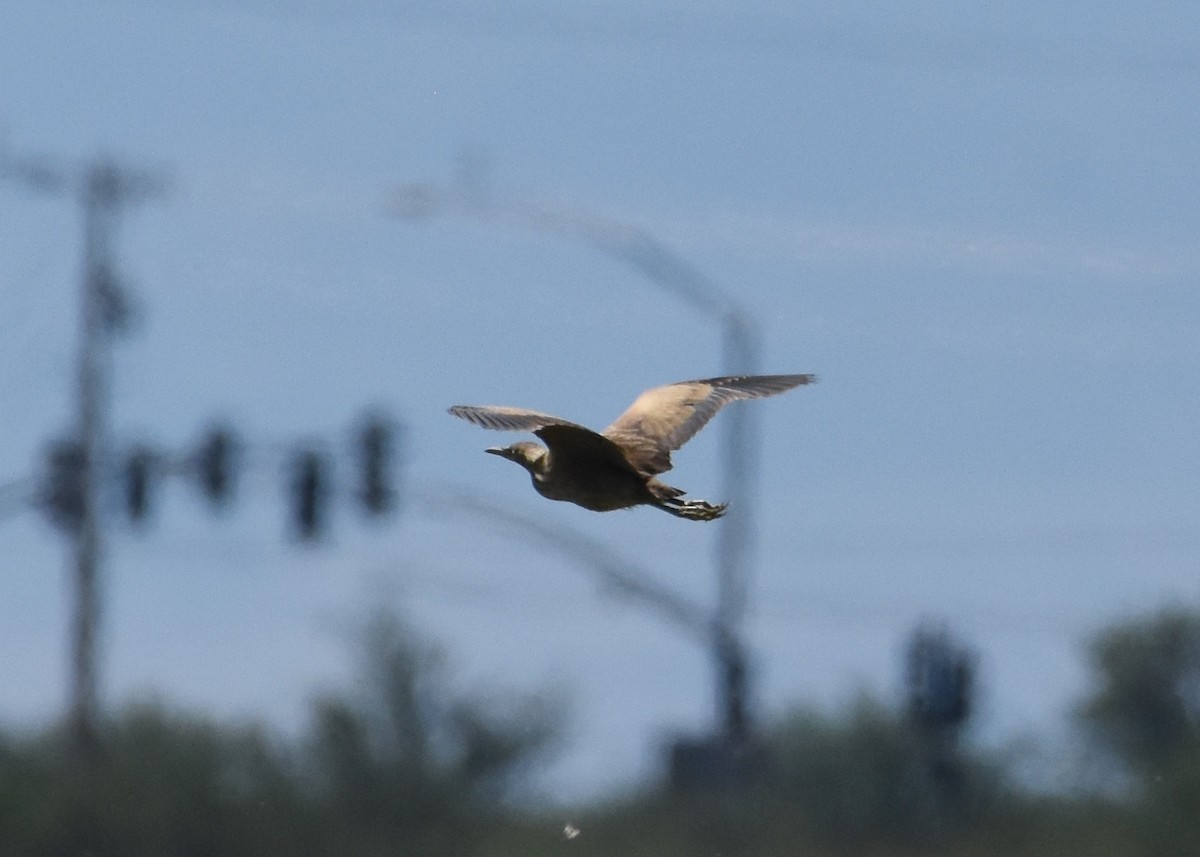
647, 480, 727, 520
656, 496, 728, 521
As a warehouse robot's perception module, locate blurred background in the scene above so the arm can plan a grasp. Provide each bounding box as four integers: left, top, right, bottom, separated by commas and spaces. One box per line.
2, 2, 1198, 854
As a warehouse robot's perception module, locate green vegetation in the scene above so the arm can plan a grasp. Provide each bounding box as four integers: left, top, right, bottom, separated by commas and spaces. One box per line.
2, 606, 1198, 856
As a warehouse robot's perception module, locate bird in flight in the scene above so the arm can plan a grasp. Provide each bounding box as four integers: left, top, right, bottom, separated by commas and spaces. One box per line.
448, 374, 815, 521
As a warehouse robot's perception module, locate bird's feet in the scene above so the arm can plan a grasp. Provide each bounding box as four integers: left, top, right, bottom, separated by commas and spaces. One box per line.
659, 497, 728, 521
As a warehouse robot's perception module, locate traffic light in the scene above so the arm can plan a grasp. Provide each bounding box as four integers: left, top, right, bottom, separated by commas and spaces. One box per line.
123, 447, 156, 524
195, 425, 237, 508
290, 449, 328, 541
357, 413, 397, 516
906, 623, 974, 728
41, 438, 86, 532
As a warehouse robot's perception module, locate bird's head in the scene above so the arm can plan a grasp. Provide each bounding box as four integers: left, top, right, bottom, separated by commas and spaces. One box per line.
485, 441, 548, 475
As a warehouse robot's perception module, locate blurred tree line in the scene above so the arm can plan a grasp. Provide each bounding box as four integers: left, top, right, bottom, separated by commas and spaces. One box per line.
1, 606, 1198, 856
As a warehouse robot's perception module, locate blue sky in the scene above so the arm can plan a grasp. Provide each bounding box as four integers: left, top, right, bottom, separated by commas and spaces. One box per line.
2, 1, 1198, 799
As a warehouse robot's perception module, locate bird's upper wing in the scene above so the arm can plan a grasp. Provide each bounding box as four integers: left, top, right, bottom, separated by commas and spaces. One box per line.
447, 405, 581, 433
535, 424, 643, 474
448, 405, 641, 473
601, 374, 816, 475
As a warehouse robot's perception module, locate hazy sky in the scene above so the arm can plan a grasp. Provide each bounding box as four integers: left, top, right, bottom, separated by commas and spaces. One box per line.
3, 1, 1198, 799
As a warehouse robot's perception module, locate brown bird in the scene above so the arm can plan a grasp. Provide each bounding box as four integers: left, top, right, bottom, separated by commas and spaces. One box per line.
448, 374, 815, 521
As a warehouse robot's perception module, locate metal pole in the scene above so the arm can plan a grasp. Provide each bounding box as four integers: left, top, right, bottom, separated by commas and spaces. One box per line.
390, 181, 766, 744
713, 311, 760, 743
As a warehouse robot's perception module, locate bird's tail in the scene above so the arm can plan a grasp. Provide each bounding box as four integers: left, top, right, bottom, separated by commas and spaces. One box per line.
657, 496, 727, 521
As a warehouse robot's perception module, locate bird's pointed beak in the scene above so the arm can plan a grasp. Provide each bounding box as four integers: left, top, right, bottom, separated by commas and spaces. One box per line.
485, 446, 507, 457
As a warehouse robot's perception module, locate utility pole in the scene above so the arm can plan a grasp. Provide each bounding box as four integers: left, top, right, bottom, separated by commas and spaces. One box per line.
71, 160, 163, 752
3, 146, 166, 754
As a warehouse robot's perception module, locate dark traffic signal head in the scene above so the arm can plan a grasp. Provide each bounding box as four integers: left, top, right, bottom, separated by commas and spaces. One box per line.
124, 446, 156, 524
291, 449, 328, 541
195, 425, 237, 508
357, 413, 398, 516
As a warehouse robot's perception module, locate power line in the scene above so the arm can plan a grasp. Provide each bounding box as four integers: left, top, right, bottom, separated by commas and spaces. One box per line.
413, 483, 714, 644
0, 476, 34, 523
179, 1, 1200, 79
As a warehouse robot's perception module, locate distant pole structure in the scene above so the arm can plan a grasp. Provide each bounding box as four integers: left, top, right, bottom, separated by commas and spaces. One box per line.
390, 164, 762, 745
2, 142, 167, 754
906, 621, 976, 806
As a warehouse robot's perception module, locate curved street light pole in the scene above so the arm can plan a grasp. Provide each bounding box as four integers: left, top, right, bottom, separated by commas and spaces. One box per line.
391, 178, 763, 745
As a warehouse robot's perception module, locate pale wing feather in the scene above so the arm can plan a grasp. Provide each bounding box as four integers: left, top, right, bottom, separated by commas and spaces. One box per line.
447, 405, 583, 433
602, 374, 816, 474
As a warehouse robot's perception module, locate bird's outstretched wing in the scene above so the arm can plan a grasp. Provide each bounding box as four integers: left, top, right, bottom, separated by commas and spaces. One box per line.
448, 405, 640, 473
602, 374, 816, 475
535, 424, 644, 474
447, 405, 582, 432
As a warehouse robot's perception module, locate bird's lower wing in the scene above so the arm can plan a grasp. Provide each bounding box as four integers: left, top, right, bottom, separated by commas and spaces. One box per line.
448, 405, 582, 433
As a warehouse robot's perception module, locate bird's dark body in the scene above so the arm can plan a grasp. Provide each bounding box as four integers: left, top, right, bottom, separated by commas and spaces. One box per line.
530, 457, 676, 512
449, 373, 815, 521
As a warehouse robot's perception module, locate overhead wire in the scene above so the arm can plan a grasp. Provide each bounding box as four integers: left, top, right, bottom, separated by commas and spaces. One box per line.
0, 476, 35, 524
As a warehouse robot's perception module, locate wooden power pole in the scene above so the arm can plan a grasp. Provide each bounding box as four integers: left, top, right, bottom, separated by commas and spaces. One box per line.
71, 159, 166, 753
3, 147, 166, 753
